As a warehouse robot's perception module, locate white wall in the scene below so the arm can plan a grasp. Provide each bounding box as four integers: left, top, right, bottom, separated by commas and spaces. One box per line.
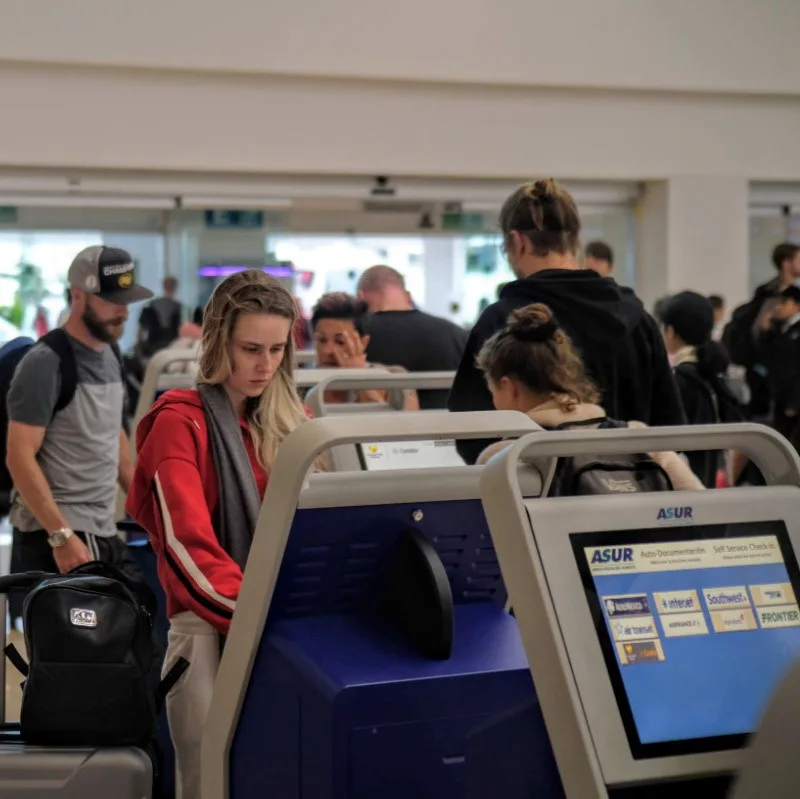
3, 63, 800, 180
1, 0, 798, 96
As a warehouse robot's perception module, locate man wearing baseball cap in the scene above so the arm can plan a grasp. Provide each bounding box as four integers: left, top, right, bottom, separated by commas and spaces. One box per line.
6, 245, 153, 582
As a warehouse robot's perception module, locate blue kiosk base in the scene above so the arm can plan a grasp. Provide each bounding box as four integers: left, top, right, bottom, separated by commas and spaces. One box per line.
467, 699, 735, 799
231, 604, 540, 799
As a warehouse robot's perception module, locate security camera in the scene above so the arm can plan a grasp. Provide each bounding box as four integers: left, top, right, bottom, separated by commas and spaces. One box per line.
371, 176, 395, 197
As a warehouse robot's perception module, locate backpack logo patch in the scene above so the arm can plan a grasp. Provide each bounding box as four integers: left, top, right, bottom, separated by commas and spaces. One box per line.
70, 608, 97, 628
601, 476, 637, 493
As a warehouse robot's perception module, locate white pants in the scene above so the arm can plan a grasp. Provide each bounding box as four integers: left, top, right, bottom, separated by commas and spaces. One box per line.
162, 611, 220, 799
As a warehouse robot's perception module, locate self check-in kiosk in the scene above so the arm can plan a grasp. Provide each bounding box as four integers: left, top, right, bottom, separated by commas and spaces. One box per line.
480, 423, 800, 799
304, 372, 461, 471
201, 411, 541, 799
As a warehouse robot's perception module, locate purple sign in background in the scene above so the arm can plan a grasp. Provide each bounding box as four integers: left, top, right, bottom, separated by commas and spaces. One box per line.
197, 264, 296, 278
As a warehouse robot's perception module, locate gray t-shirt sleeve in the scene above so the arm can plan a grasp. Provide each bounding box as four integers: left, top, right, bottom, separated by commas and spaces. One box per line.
7, 346, 62, 428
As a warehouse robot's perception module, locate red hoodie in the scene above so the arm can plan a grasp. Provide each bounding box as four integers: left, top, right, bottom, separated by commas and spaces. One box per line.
126, 389, 268, 635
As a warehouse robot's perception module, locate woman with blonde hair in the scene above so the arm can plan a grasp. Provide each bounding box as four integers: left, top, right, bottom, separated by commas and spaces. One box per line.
126, 269, 312, 798
475, 303, 703, 491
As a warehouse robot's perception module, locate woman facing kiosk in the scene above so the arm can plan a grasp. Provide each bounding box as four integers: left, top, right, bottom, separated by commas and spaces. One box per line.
126, 270, 315, 799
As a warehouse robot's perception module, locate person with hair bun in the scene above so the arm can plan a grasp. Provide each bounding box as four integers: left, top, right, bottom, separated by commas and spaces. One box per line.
474, 304, 703, 490
448, 178, 685, 464
126, 269, 317, 799
660, 291, 744, 487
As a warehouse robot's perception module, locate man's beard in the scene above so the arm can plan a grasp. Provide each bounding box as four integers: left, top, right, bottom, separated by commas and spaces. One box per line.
82, 305, 124, 343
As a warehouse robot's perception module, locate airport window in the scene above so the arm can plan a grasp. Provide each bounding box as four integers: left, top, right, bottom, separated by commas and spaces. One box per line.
0, 231, 101, 343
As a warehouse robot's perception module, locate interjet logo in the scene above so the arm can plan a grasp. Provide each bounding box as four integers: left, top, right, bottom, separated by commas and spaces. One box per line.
656, 506, 693, 521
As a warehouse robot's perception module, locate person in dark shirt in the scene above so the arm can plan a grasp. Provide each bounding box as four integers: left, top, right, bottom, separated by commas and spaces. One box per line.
448, 178, 685, 464
759, 284, 800, 442
357, 265, 468, 409
660, 291, 730, 487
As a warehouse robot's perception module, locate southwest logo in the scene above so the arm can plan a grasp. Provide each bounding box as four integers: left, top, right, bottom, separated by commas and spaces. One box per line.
590, 547, 634, 564
657, 506, 693, 521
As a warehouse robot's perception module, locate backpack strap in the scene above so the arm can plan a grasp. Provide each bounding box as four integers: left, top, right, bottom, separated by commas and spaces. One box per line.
675, 363, 720, 423
3, 644, 28, 677
39, 329, 78, 415
550, 416, 616, 431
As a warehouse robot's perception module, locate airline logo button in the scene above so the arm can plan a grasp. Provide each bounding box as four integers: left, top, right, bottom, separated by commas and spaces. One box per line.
654, 590, 701, 614
603, 595, 651, 618
758, 604, 800, 629
703, 586, 751, 609
711, 608, 758, 633
750, 583, 797, 607
660, 611, 710, 638
617, 639, 665, 665
610, 616, 658, 642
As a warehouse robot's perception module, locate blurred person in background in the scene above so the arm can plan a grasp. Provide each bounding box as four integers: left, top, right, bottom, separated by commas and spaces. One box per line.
33, 306, 49, 339
758, 283, 800, 442
583, 240, 614, 278
56, 287, 71, 327
448, 178, 684, 465
136, 275, 182, 365
653, 295, 672, 326
311, 292, 418, 409
708, 294, 726, 341
357, 265, 467, 410
661, 292, 746, 487
724, 242, 800, 421
292, 296, 312, 350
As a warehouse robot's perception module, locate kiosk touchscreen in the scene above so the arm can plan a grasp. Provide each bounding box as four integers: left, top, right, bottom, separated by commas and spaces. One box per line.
483, 481, 800, 797
575, 520, 800, 759
358, 438, 465, 470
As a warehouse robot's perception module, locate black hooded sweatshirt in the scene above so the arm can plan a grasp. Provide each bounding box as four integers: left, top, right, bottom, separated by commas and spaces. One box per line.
447, 269, 687, 464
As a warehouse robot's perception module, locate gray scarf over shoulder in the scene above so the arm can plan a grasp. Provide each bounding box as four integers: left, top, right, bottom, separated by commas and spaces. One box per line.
197, 383, 262, 570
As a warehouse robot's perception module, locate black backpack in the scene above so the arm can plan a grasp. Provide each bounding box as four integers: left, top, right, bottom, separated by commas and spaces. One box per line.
674, 362, 747, 425
0, 329, 124, 498
722, 296, 767, 368
0, 562, 187, 747
546, 417, 674, 496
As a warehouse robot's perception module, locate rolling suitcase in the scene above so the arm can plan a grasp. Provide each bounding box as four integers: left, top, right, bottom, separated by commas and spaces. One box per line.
0, 594, 153, 798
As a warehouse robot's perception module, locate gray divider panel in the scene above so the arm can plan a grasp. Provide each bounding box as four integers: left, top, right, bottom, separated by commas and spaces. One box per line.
304, 370, 456, 417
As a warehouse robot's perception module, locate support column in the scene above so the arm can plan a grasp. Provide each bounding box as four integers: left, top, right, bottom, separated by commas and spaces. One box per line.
165, 210, 201, 312
636, 176, 750, 313
422, 236, 466, 322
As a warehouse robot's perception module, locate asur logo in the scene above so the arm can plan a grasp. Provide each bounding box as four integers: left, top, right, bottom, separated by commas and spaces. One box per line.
591, 547, 634, 564
657, 506, 693, 521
